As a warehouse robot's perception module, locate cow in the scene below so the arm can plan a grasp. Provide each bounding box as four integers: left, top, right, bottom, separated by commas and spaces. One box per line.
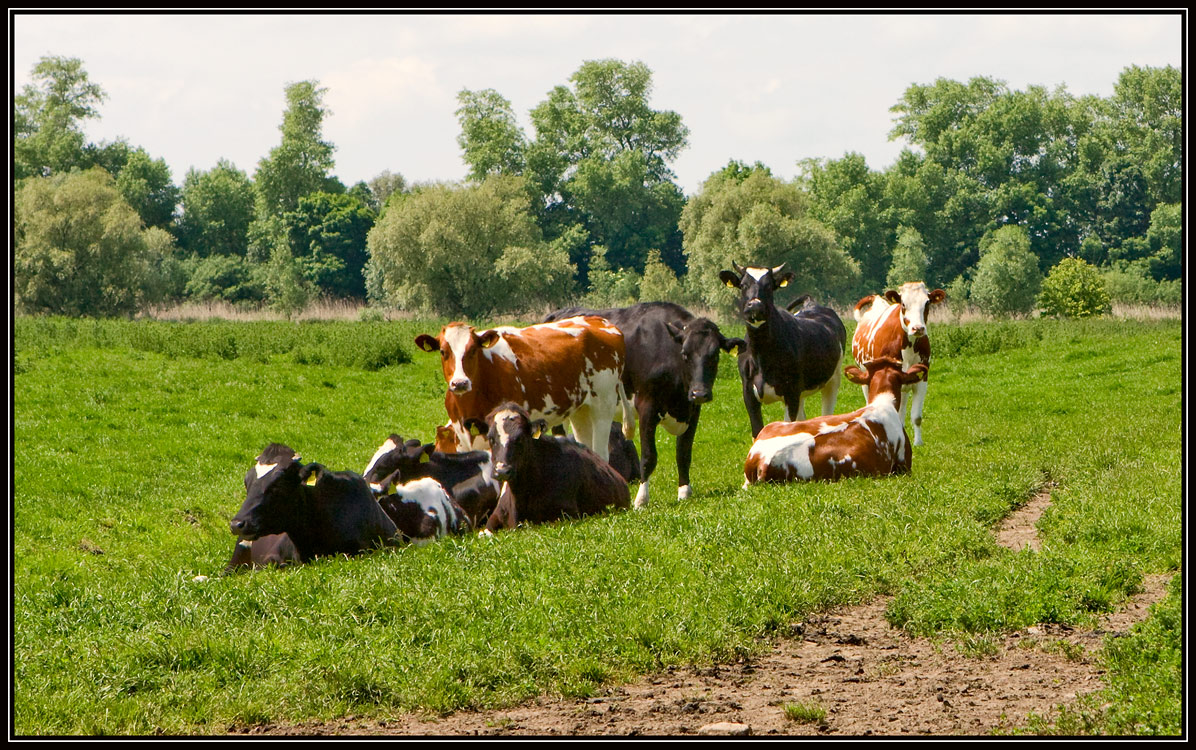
544, 302, 744, 508
362, 432, 500, 528
742, 357, 928, 485
719, 262, 847, 439
851, 281, 946, 446
481, 403, 630, 534
224, 533, 300, 573
376, 477, 469, 540
229, 443, 398, 562
415, 316, 630, 462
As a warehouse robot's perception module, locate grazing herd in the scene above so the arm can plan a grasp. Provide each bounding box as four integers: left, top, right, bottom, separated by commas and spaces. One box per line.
223, 263, 945, 573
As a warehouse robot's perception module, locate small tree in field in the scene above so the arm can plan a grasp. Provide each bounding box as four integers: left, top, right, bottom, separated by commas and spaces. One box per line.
886, 225, 929, 289
970, 225, 1042, 317
1038, 257, 1111, 318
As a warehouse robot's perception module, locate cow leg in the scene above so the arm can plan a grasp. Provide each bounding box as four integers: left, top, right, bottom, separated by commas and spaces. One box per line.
675, 408, 699, 501
743, 381, 766, 438
634, 400, 660, 509
785, 394, 806, 423
908, 379, 929, 446
821, 366, 842, 417
569, 407, 609, 462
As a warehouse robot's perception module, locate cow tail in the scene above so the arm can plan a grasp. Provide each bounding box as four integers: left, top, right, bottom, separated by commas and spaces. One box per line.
618, 380, 636, 440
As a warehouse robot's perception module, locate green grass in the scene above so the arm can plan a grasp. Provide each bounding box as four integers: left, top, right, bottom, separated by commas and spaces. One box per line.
783, 701, 827, 724
12, 316, 1182, 735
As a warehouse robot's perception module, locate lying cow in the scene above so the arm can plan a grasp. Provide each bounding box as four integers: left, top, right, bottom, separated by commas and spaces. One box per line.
742, 357, 928, 485
852, 282, 945, 446
720, 262, 846, 438
482, 403, 630, 534
415, 316, 630, 462
363, 432, 499, 528
224, 533, 300, 573
377, 477, 469, 540
545, 302, 743, 508
229, 443, 398, 562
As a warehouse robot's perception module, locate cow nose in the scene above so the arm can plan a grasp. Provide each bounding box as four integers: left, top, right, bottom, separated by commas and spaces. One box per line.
449, 379, 471, 394
689, 388, 712, 404
492, 462, 511, 480
229, 518, 245, 535
911, 325, 926, 337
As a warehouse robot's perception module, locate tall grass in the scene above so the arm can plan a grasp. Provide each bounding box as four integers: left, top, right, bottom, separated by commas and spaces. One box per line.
12, 316, 1181, 735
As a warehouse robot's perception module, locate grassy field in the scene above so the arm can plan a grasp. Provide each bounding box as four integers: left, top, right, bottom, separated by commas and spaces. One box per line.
12, 315, 1182, 735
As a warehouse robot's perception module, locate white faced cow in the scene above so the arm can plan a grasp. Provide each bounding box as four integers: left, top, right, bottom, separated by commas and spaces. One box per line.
743, 357, 928, 485
852, 281, 945, 446
415, 316, 629, 463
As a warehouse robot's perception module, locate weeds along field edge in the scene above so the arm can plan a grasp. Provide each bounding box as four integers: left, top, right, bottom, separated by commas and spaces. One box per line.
11, 316, 1182, 735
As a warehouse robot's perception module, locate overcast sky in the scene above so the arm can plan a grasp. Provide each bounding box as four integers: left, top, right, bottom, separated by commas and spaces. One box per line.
11, 11, 1186, 197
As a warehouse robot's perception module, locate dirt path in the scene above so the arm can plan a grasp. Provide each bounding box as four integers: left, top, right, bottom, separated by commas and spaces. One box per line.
238, 490, 1171, 736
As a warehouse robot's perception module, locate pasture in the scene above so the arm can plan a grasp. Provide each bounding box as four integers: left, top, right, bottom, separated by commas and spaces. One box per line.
12, 315, 1182, 735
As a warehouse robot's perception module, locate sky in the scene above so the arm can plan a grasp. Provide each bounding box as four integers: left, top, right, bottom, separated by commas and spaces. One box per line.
10, 11, 1186, 197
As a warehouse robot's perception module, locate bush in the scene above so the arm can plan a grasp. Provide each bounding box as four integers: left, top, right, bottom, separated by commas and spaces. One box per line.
970, 225, 1042, 317
1102, 262, 1183, 307
1038, 258, 1111, 318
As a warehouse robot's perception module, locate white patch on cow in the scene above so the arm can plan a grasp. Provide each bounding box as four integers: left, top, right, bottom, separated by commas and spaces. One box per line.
492, 408, 523, 450
677, 484, 691, 500
395, 477, 456, 537
661, 414, 689, 437
236, 539, 253, 549
443, 325, 475, 391
481, 328, 518, 365
818, 422, 849, 435
753, 381, 781, 404
479, 528, 495, 538
748, 432, 817, 480
746, 267, 769, 281
362, 438, 398, 478
254, 462, 277, 479
897, 282, 932, 335
368, 482, 383, 493
634, 481, 650, 509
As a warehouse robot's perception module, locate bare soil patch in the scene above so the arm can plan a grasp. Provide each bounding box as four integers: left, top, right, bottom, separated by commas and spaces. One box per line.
234, 490, 1172, 737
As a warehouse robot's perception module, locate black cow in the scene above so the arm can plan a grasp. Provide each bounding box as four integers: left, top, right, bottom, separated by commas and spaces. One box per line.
229, 443, 398, 562
224, 533, 300, 573
545, 302, 744, 508
718, 263, 847, 438
482, 403, 630, 534
363, 433, 499, 528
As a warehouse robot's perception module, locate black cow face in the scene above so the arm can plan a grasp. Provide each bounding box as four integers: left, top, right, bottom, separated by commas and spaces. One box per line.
363, 434, 429, 490
719, 262, 795, 327
231, 443, 304, 540
666, 318, 746, 404
485, 403, 545, 482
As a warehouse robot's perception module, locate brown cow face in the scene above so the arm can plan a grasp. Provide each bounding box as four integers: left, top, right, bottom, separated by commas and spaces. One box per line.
844, 358, 927, 410
883, 282, 946, 339
416, 324, 502, 395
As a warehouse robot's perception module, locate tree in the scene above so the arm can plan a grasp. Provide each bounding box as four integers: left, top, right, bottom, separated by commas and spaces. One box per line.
366, 170, 408, 213
886, 225, 929, 288
639, 248, 684, 303
456, 88, 527, 181
15, 168, 159, 316
14, 55, 105, 181
365, 175, 574, 317
111, 145, 180, 231
969, 225, 1042, 317
1038, 257, 1110, 318
681, 165, 859, 309
253, 80, 338, 218
177, 159, 256, 258
284, 191, 375, 299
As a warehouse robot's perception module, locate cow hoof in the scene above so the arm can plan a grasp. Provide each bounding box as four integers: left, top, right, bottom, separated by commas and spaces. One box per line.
742, 479, 752, 490
478, 529, 494, 538
633, 483, 649, 510
192, 575, 209, 583
677, 485, 691, 500
914, 436, 924, 447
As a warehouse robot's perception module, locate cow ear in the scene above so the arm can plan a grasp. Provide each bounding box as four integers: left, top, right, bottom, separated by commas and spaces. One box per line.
844, 366, 869, 385
532, 419, 548, 439
775, 271, 795, 288
478, 330, 501, 349
903, 364, 929, 383
298, 462, 323, 486
884, 290, 902, 304
719, 270, 741, 289
415, 334, 440, 353
419, 447, 431, 463
665, 322, 685, 344
929, 288, 946, 304
722, 336, 747, 354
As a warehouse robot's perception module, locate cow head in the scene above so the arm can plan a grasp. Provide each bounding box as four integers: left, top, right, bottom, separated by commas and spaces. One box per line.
883, 282, 946, 340
664, 318, 745, 404
435, 419, 487, 453
485, 402, 547, 482
231, 443, 309, 540
362, 434, 429, 491
844, 357, 928, 410
719, 262, 795, 327
415, 323, 503, 395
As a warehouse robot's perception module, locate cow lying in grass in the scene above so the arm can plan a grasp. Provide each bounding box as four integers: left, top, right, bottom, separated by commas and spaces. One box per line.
376, 476, 469, 541
481, 403, 630, 534
743, 358, 928, 485
228, 443, 398, 563
363, 432, 499, 528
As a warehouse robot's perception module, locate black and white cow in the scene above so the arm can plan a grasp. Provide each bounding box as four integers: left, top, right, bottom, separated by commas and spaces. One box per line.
719, 262, 847, 438
229, 443, 398, 562
362, 433, 500, 528
482, 403, 630, 534
376, 477, 469, 540
545, 302, 744, 508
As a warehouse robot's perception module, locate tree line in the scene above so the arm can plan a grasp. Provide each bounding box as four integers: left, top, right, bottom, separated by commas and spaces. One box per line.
13, 55, 1182, 319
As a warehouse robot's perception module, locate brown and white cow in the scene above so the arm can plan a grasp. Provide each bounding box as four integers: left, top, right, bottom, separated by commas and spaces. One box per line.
851, 282, 945, 446
415, 316, 630, 462
742, 357, 928, 485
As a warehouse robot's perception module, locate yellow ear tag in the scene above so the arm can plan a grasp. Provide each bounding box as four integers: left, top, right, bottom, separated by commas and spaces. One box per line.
419, 451, 430, 463
778, 278, 790, 288
532, 425, 542, 439
725, 279, 738, 288
305, 473, 319, 486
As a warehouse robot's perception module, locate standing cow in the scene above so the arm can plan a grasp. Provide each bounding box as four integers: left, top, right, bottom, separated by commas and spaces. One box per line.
852, 282, 945, 446
743, 357, 928, 485
544, 302, 744, 508
719, 262, 846, 438
415, 316, 629, 462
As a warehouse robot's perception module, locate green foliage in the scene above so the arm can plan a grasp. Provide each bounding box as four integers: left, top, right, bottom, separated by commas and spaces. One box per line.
886, 225, 929, 289
638, 249, 685, 303
15, 168, 161, 317
365, 175, 572, 317
1100, 262, 1182, 307
1144, 202, 1181, 281
969, 225, 1042, 317
177, 159, 255, 258
681, 166, 860, 309
182, 255, 267, 305
456, 88, 527, 181
582, 245, 641, 308
107, 142, 180, 230
284, 191, 375, 299
13, 55, 105, 181
945, 274, 971, 317
1038, 258, 1111, 318
253, 80, 338, 217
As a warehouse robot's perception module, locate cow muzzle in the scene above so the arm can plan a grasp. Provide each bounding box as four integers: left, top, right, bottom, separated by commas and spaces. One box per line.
492, 462, 513, 481
743, 300, 766, 326
689, 387, 713, 404
229, 517, 259, 540
449, 379, 472, 394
